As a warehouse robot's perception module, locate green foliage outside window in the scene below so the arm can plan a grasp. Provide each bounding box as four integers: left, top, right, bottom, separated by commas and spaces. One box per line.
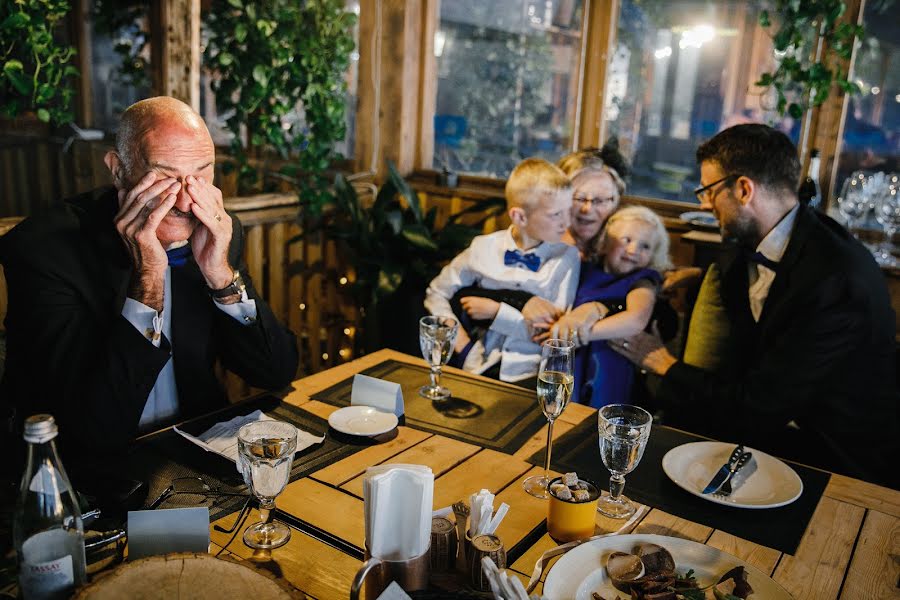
0, 0, 78, 125
205, 0, 357, 209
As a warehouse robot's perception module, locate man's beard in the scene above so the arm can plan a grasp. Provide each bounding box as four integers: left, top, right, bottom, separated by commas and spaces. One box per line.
722, 211, 761, 248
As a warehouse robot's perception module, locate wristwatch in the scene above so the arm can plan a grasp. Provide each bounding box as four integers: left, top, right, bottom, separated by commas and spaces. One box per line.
209, 270, 246, 302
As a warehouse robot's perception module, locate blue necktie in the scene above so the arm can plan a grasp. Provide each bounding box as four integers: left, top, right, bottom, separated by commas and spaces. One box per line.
166, 244, 192, 267
748, 251, 779, 272
504, 249, 541, 272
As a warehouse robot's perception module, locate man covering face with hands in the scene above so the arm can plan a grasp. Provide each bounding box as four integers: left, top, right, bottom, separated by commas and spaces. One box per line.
0, 97, 299, 468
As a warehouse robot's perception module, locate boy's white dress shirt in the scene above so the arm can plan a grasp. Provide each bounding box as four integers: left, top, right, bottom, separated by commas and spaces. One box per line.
425, 227, 580, 382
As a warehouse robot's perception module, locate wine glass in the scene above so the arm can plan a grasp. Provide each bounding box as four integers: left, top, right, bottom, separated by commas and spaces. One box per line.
873, 176, 900, 267
418, 316, 459, 400
836, 176, 870, 237
523, 339, 575, 499
596, 404, 652, 519
237, 420, 298, 549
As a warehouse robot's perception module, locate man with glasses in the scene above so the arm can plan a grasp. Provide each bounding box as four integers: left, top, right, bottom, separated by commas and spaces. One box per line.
612, 124, 898, 487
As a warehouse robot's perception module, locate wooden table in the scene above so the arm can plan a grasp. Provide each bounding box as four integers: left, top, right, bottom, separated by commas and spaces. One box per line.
209, 349, 900, 599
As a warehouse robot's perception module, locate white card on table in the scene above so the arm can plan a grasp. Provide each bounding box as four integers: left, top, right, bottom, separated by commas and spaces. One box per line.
127, 507, 211, 560
351, 374, 404, 417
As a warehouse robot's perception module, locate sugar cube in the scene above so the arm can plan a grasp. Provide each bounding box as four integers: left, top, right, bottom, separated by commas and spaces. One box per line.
573, 489, 590, 502
563, 472, 578, 487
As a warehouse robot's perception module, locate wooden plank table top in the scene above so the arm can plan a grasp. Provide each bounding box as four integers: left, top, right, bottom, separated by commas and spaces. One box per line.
211, 349, 900, 599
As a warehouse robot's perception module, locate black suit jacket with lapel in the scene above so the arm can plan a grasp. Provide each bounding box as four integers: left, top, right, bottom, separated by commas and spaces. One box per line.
661, 204, 898, 486
0, 187, 299, 455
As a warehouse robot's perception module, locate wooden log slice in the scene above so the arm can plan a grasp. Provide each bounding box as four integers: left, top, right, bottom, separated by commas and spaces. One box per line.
73, 552, 304, 600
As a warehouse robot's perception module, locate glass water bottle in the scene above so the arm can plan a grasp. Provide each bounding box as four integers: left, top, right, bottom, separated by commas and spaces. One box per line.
13, 414, 86, 599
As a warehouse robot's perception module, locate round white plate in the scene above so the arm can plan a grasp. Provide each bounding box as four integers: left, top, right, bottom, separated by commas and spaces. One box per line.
680, 210, 719, 228
543, 533, 792, 600
662, 441, 803, 509
327, 406, 398, 436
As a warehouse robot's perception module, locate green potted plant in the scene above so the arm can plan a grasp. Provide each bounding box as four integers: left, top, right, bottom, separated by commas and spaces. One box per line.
756, 0, 864, 118
0, 0, 79, 126
306, 162, 505, 354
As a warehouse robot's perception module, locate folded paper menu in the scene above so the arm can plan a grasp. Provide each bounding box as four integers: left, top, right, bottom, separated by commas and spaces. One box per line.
174, 410, 324, 463
363, 464, 433, 560
351, 374, 404, 417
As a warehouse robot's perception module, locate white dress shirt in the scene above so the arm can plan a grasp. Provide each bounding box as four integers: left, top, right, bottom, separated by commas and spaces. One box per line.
425, 227, 580, 382
748, 203, 799, 321
121, 267, 258, 430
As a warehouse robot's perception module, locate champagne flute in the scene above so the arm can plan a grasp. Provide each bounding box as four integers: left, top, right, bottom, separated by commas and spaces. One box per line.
418, 316, 459, 400
596, 404, 651, 519
237, 420, 298, 549
523, 339, 575, 499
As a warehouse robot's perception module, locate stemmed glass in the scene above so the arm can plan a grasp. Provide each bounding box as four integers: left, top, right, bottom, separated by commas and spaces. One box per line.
836, 176, 870, 237
523, 339, 575, 499
597, 404, 652, 519
237, 420, 298, 549
418, 316, 459, 400
873, 176, 900, 267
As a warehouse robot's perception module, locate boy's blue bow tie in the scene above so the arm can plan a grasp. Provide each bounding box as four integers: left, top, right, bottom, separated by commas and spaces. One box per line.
504, 249, 541, 272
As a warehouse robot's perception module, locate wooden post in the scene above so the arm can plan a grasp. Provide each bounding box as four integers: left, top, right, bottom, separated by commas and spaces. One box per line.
355, 0, 424, 182
151, 0, 201, 110
580, 0, 620, 150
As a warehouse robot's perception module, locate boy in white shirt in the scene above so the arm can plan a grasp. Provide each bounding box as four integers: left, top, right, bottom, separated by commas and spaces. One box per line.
425, 158, 580, 383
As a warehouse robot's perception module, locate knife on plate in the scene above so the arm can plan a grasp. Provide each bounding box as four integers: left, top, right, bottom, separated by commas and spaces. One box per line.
702, 444, 744, 494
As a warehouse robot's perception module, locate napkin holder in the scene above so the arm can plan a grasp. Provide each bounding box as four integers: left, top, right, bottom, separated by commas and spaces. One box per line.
350, 546, 430, 600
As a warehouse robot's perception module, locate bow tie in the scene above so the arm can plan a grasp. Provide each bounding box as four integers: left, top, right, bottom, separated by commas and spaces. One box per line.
504, 249, 541, 272
166, 244, 192, 267
747, 251, 779, 272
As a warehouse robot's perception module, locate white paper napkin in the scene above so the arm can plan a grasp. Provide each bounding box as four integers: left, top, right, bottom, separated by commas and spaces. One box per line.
351, 374, 405, 417
363, 464, 433, 560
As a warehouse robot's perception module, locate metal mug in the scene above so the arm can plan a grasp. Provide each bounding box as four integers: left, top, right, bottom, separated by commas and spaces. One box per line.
350, 546, 431, 600
546, 476, 601, 542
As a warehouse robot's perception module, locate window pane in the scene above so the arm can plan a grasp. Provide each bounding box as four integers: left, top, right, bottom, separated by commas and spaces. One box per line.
433, 0, 585, 178
834, 0, 898, 197
606, 1, 797, 203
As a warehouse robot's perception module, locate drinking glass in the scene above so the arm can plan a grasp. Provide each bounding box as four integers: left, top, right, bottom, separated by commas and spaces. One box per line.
237, 420, 298, 549
523, 339, 575, 499
418, 316, 459, 400
836, 176, 870, 236
873, 175, 900, 267
596, 404, 652, 519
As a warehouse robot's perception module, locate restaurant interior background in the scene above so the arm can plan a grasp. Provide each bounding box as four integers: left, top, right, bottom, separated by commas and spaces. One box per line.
1, 0, 898, 394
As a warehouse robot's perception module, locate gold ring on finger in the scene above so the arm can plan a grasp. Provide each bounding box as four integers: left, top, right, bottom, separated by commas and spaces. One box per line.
215, 213, 222, 222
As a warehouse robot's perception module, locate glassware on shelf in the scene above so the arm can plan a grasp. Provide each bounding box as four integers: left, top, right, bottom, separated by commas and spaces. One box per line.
523, 339, 575, 499
237, 420, 298, 550
873, 175, 900, 267
418, 316, 459, 401
836, 175, 870, 236
596, 404, 652, 519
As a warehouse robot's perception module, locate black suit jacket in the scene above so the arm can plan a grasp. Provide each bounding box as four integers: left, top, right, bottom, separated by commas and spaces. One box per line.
661, 205, 899, 487
0, 187, 299, 457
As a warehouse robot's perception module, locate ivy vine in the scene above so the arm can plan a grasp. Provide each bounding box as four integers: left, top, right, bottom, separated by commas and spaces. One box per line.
0, 0, 79, 125
756, 0, 864, 118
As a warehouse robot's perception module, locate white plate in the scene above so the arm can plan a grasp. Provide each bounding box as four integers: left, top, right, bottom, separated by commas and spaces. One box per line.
543, 533, 792, 600
680, 210, 719, 228
662, 442, 803, 509
327, 406, 398, 436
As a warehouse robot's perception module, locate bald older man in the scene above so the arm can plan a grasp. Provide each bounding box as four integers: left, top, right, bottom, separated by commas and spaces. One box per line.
0, 97, 299, 458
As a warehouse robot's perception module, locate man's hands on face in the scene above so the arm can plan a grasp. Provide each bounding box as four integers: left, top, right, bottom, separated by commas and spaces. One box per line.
115, 172, 181, 311
184, 175, 233, 289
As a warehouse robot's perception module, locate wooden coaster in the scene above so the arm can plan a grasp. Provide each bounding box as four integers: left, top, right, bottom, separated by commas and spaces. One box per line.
73, 552, 304, 599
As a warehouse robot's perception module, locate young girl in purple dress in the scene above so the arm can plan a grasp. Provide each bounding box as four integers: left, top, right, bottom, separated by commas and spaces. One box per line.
553, 206, 672, 408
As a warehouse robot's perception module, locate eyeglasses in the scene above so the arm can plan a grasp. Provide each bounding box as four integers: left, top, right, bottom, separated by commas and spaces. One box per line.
573, 195, 616, 208
148, 477, 247, 510
694, 174, 740, 203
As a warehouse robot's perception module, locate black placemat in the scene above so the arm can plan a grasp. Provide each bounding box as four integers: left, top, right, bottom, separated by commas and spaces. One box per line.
310, 359, 547, 454
125, 395, 375, 523
530, 419, 830, 555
